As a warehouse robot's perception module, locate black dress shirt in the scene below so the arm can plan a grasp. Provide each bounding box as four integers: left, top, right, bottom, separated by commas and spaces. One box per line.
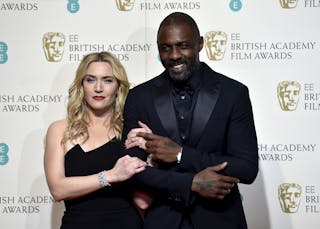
171, 66, 202, 144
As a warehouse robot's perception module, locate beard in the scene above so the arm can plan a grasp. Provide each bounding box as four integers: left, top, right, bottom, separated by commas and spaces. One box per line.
162, 56, 199, 83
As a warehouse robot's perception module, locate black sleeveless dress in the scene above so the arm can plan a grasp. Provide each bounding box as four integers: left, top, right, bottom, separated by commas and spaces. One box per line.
61, 139, 143, 229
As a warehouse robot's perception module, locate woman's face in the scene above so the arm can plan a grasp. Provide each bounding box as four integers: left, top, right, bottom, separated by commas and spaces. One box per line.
83, 61, 119, 114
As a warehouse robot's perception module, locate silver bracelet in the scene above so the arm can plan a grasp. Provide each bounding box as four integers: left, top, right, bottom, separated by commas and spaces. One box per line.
98, 171, 111, 187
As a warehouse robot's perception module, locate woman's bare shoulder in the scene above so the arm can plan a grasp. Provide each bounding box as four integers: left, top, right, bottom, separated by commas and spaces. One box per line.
46, 119, 67, 138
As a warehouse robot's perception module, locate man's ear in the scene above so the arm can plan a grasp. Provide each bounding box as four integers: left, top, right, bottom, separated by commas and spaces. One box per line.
199, 36, 204, 51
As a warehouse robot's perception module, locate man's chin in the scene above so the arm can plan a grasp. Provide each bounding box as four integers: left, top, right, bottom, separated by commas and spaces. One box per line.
168, 71, 190, 82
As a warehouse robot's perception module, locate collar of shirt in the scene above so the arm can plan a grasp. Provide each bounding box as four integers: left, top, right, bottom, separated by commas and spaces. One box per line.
170, 64, 203, 96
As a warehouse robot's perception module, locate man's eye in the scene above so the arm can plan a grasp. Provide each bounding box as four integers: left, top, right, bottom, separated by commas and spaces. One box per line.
160, 45, 170, 51
180, 44, 189, 49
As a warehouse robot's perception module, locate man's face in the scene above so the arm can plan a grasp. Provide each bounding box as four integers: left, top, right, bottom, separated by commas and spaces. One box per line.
157, 24, 203, 82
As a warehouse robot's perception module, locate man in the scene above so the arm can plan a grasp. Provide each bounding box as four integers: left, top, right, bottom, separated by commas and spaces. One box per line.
123, 12, 258, 229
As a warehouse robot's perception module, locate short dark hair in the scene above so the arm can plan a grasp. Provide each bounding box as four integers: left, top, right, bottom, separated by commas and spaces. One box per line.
157, 12, 200, 39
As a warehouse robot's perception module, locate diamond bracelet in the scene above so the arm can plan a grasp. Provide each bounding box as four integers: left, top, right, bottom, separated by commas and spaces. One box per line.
98, 171, 111, 187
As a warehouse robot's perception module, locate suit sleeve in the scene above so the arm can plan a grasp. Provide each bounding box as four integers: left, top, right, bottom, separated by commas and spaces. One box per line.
178, 85, 259, 184
122, 89, 194, 206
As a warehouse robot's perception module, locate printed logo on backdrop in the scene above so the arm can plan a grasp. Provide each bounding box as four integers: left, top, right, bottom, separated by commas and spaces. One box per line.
277, 81, 300, 111
259, 143, 316, 162
278, 183, 320, 214
278, 183, 302, 213
116, 0, 134, 11
229, 0, 242, 11
0, 143, 9, 165
129, 1, 200, 11
42, 33, 152, 63
206, 32, 318, 61
205, 31, 227, 61
0, 42, 8, 64
0, 94, 64, 112
67, 0, 80, 13
279, 0, 320, 8
279, 0, 298, 9
43, 32, 66, 62
277, 81, 320, 111
0, 195, 56, 214
0, 1, 38, 11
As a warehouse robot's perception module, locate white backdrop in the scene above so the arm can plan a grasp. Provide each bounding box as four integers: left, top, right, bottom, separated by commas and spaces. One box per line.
1, 0, 319, 228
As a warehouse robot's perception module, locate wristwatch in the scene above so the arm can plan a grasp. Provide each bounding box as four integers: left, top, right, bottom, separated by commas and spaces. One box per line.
176, 148, 183, 163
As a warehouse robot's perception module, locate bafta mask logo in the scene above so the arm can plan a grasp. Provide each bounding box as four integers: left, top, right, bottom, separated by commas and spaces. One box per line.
277, 81, 300, 111
205, 31, 227, 61
278, 183, 302, 213
43, 32, 66, 62
116, 0, 134, 11
279, 0, 298, 9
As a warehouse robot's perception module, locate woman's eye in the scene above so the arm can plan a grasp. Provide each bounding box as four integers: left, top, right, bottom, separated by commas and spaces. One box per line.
86, 78, 95, 83
103, 78, 114, 83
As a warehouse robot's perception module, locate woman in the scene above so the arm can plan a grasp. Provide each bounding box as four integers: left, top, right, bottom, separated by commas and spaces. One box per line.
44, 52, 146, 229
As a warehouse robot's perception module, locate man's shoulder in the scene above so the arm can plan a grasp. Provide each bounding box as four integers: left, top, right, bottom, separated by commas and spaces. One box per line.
202, 62, 247, 90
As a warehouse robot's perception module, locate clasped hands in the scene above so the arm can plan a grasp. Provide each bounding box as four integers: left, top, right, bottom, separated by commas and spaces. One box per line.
125, 121, 239, 200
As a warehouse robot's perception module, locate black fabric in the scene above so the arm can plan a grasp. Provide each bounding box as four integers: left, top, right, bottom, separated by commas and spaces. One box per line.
171, 67, 201, 144
122, 62, 258, 229
61, 139, 142, 229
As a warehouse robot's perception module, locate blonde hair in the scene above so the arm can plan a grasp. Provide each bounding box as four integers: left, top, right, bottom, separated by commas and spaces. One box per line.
62, 52, 130, 144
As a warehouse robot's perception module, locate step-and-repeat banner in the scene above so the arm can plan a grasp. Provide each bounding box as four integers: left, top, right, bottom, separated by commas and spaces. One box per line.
1, 1, 319, 228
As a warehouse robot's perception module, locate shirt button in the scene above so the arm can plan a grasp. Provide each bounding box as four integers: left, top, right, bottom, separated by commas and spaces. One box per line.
180, 95, 185, 100
180, 115, 184, 120
181, 135, 186, 140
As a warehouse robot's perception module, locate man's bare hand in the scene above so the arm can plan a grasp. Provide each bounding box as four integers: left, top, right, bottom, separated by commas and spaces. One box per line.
136, 132, 181, 163
192, 162, 240, 200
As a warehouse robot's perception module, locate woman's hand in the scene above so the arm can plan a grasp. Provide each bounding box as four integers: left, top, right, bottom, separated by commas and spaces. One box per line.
106, 155, 147, 183
125, 121, 152, 150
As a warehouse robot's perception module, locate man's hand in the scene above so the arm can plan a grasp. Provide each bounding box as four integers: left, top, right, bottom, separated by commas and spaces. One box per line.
136, 132, 182, 163
192, 162, 240, 200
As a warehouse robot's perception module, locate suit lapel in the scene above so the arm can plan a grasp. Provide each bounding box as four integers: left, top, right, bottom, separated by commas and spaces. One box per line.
188, 66, 221, 146
152, 65, 221, 147
153, 73, 181, 144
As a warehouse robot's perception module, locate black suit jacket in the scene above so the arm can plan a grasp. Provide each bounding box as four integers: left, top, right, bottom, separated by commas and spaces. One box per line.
122, 63, 258, 229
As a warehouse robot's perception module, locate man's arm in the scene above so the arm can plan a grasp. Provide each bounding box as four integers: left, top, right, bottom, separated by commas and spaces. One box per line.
132, 86, 258, 184
123, 89, 239, 205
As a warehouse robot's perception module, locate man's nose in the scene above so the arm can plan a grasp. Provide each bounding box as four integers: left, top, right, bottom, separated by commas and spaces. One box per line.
169, 47, 182, 60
